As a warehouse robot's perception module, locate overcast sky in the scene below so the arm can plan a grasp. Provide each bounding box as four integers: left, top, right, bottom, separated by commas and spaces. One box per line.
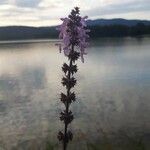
0, 0, 150, 26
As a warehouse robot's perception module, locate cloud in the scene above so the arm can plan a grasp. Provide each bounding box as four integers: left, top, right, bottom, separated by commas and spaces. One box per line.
12, 0, 42, 8
0, 0, 8, 5
84, 0, 150, 18
38, 0, 64, 8
0, 0, 149, 26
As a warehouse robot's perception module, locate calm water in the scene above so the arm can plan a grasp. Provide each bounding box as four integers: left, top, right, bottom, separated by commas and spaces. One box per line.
0, 38, 150, 150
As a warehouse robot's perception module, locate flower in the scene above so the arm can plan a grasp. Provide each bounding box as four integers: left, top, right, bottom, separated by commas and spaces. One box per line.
56, 8, 90, 62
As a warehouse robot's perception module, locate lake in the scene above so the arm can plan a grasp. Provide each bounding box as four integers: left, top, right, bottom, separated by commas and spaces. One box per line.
0, 37, 150, 150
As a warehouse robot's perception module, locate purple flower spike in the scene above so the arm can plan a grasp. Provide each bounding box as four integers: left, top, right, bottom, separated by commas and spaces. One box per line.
56, 8, 89, 62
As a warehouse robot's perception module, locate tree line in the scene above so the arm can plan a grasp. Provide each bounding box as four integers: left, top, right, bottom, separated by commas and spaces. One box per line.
0, 23, 150, 40
89, 23, 150, 38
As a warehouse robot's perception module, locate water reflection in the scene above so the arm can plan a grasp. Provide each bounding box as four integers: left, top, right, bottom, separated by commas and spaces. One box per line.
0, 38, 150, 149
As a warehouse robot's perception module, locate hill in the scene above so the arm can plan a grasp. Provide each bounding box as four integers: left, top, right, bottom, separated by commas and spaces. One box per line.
87, 18, 150, 26
0, 19, 150, 40
0, 26, 58, 40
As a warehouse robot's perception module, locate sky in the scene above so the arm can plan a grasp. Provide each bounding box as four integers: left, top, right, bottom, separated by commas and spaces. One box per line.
0, 0, 150, 26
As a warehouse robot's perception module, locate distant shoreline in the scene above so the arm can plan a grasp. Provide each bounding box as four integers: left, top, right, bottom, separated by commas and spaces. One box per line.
0, 18, 150, 41
0, 39, 60, 44
0, 36, 150, 45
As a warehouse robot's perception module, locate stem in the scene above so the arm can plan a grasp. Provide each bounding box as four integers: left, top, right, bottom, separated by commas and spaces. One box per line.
63, 45, 74, 150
